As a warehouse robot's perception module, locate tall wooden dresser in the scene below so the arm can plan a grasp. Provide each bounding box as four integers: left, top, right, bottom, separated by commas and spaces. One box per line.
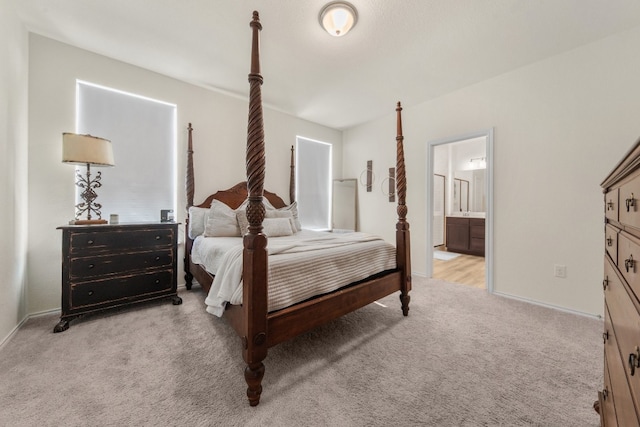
54, 222, 182, 332
599, 140, 640, 426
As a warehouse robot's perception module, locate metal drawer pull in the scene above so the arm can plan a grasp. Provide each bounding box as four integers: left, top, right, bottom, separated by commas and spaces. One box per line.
155, 256, 160, 261
607, 200, 614, 211
155, 279, 160, 284
88, 290, 94, 296
88, 264, 95, 269
606, 236, 613, 246
603, 330, 609, 344
602, 387, 609, 400
629, 346, 640, 376
625, 254, 635, 272
87, 239, 94, 245
155, 235, 161, 240
626, 193, 636, 212
603, 276, 609, 290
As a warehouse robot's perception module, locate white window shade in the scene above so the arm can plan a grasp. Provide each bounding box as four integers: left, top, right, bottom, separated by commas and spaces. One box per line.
296, 137, 332, 230
76, 81, 176, 223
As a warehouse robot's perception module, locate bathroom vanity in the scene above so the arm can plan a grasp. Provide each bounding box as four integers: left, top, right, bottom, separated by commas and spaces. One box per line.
445, 215, 485, 256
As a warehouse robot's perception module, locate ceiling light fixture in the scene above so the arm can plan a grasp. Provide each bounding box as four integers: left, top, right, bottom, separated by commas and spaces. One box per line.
319, 1, 358, 37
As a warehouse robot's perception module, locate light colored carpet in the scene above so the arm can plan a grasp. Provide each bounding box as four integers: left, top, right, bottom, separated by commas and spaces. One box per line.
434, 250, 461, 261
0, 277, 602, 426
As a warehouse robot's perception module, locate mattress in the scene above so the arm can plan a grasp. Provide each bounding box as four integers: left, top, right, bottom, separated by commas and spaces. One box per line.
192, 230, 396, 316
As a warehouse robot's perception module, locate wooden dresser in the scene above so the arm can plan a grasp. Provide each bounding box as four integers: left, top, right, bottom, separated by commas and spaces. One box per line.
54, 222, 182, 332
599, 140, 640, 425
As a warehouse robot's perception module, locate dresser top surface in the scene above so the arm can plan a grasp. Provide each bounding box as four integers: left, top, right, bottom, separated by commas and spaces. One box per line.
602, 138, 640, 189
57, 222, 179, 231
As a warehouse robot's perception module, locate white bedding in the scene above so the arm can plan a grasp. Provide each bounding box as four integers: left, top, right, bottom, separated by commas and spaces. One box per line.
193, 230, 396, 316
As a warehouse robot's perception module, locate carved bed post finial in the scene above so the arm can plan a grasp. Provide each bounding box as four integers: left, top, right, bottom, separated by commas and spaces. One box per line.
395, 102, 411, 316
186, 123, 195, 210
246, 11, 265, 217
243, 10, 268, 407
290, 145, 295, 204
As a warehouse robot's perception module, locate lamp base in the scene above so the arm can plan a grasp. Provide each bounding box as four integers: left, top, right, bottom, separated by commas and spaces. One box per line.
68, 219, 108, 225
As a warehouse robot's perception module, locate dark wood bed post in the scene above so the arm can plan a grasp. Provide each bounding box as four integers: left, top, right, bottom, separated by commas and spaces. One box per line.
185, 123, 195, 289
395, 102, 412, 316
290, 145, 295, 204
186, 123, 195, 209
242, 11, 268, 407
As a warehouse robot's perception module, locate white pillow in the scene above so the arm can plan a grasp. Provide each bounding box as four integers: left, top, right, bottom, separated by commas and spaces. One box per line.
252, 200, 301, 231
265, 210, 292, 219
203, 200, 241, 237
237, 209, 296, 236
236, 210, 250, 236
278, 201, 301, 232
266, 209, 296, 234
188, 207, 209, 239
263, 218, 294, 237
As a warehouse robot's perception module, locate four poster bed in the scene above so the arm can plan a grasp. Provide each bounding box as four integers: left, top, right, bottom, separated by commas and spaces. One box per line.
183, 11, 412, 406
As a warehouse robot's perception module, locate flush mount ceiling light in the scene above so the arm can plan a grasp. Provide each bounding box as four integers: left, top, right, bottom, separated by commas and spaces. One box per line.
319, 1, 358, 37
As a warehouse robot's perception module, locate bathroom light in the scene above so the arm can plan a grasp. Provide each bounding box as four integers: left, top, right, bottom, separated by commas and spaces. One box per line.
469, 157, 486, 170
319, 2, 358, 37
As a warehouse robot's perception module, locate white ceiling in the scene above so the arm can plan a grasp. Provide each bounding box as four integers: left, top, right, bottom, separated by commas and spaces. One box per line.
15, 0, 640, 130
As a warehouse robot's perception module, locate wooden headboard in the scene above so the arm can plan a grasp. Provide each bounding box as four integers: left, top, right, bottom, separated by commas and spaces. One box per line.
193, 181, 287, 210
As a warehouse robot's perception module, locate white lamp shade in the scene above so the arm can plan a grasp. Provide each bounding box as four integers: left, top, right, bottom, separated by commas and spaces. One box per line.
62, 133, 114, 166
320, 2, 357, 37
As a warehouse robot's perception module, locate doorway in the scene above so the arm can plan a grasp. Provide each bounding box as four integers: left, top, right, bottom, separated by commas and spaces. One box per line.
426, 129, 493, 292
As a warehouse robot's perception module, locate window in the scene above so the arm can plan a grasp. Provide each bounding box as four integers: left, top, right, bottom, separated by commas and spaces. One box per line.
295, 137, 332, 230
76, 81, 177, 223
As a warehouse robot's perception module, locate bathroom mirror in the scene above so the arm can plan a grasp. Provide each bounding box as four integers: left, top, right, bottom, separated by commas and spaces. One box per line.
453, 169, 486, 212
332, 179, 357, 232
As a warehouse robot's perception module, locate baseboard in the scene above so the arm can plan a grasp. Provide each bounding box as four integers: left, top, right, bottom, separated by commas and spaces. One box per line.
0, 306, 62, 351
492, 290, 603, 320
0, 286, 195, 352
0, 315, 29, 352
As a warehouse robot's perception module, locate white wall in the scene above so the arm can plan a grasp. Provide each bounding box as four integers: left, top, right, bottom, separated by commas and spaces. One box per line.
27, 34, 342, 314
0, 0, 29, 344
344, 24, 640, 317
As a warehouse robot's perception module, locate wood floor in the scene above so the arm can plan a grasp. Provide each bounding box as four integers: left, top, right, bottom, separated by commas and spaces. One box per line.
433, 250, 486, 289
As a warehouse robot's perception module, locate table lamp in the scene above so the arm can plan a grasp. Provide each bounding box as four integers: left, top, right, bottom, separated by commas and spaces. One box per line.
62, 133, 115, 224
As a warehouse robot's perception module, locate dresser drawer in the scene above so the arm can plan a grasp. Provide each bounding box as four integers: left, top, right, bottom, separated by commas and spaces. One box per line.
69, 249, 174, 278
601, 352, 618, 427
606, 188, 619, 223
620, 177, 640, 229
604, 300, 640, 426
605, 259, 640, 420
606, 224, 619, 264
618, 232, 640, 299
70, 270, 174, 309
69, 228, 174, 253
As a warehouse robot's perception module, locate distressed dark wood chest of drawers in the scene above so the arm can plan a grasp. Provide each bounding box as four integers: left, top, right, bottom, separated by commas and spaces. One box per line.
54, 222, 181, 332
599, 139, 640, 426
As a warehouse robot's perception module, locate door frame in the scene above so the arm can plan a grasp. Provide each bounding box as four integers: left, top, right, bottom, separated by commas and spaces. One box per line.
426, 128, 494, 293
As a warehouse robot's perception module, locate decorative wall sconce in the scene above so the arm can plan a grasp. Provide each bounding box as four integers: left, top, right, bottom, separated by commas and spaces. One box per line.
359, 160, 374, 192
383, 167, 396, 202
62, 133, 115, 224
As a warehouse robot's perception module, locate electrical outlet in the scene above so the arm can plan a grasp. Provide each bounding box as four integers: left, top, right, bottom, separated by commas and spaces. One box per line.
554, 264, 567, 278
